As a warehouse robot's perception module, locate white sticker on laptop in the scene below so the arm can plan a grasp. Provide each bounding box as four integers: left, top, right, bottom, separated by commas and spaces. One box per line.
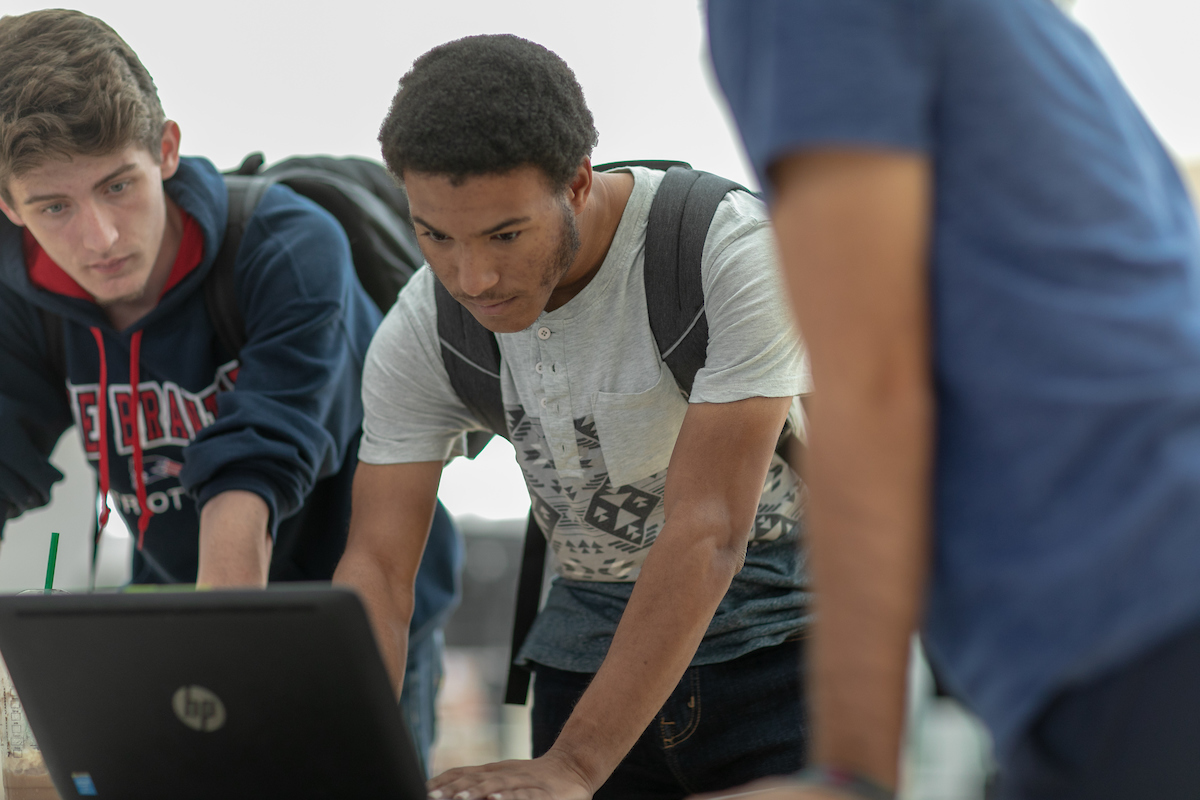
171, 686, 226, 732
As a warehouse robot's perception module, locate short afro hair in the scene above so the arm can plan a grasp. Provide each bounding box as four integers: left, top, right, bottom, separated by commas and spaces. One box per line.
379, 34, 599, 190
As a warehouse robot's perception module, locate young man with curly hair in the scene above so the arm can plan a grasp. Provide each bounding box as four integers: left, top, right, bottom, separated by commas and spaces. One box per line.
334, 34, 810, 800
0, 9, 457, 771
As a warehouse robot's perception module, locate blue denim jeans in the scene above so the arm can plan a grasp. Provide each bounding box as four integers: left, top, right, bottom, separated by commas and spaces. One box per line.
400, 628, 444, 778
531, 637, 807, 800
998, 616, 1200, 800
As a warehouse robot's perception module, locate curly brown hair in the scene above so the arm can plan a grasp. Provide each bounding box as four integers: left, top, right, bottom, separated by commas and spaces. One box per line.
0, 9, 165, 202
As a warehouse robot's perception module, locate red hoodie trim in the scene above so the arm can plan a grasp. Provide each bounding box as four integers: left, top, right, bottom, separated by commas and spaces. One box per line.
27, 207, 204, 551
24, 210, 205, 302
128, 329, 151, 547
89, 327, 111, 533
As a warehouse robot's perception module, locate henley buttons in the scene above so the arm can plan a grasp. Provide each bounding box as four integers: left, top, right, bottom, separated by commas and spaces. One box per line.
535, 362, 544, 374
537, 326, 552, 340
540, 398, 549, 408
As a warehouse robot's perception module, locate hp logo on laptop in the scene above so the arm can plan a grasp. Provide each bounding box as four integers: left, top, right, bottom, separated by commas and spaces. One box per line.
172, 686, 227, 732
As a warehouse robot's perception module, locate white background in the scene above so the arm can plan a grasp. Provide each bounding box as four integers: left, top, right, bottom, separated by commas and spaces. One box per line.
3, 0, 1197, 181
4, 0, 1200, 587
6, 0, 757, 185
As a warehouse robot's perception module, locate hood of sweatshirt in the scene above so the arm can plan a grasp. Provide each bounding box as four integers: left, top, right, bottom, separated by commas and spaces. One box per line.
0, 156, 379, 582
0, 158, 232, 562
0, 156, 229, 328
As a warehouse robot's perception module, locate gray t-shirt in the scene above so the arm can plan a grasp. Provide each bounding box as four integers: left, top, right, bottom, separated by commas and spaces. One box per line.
361, 167, 811, 670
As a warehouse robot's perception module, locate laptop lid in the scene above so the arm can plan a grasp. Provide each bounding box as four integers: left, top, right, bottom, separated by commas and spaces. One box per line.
0, 586, 425, 800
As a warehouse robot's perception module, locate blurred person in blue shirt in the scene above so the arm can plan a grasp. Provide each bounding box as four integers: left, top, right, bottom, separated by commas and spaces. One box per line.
707, 1, 1200, 798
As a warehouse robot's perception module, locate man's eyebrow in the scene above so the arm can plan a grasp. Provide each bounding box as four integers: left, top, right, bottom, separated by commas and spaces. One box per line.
410, 215, 444, 236
23, 163, 138, 206
22, 190, 68, 206
480, 217, 531, 236
410, 216, 533, 237
92, 163, 137, 191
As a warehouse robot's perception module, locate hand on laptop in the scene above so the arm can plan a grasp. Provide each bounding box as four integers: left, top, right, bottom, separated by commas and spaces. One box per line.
426, 750, 592, 800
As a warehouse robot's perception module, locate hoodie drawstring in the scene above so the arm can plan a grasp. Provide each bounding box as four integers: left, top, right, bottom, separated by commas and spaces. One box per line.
88, 327, 110, 535
90, 327, 151, 551
128, 330, 150, 548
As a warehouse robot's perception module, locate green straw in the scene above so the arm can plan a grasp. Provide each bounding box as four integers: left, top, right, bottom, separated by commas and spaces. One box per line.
44, 532, 60, 594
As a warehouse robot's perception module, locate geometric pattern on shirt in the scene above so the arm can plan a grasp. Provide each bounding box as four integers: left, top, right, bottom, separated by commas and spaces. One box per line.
510, 407, 665, 581
508, 405, 804, 583
584, 480, 660, 549
752, 513, 796, 542
531, 494, 562, 537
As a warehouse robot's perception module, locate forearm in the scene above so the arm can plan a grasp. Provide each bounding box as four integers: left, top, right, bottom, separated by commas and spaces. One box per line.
770, 150, 935, 788
331, 460, 442, 698
333, 545, 414, 696
549, 523, 746, 791
805, 387, 932, 786
196, 489, 272, 587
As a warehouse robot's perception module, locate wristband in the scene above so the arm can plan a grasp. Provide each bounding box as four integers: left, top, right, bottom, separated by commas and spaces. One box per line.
792, 766, 895, 800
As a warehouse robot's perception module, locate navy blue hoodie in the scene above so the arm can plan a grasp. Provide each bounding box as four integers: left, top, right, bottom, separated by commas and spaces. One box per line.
0, 157, 457, 608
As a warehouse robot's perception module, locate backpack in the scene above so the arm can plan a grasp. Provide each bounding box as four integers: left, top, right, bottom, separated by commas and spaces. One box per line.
434, 161, 796, 703
209, 152, 428, 352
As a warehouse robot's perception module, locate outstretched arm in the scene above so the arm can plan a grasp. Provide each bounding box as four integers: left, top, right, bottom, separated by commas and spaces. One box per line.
0, 284, 75, 538
428, 394, 792, 800
333, 460, 443, 694
196, 490, 273, 586
776, 148, 933, 791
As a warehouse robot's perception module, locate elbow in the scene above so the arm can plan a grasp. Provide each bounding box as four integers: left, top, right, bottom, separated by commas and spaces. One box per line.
716, 538, 748, 579
706, 509, 753, 577
662, 503, 754, 581
706, 534, 750, 585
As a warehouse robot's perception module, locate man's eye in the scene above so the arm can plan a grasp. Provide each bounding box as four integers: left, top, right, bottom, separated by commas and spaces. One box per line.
42, 203, 65, 215
423, 230, 449, 243
109, 181, 129, 194
494, 231, 520, 242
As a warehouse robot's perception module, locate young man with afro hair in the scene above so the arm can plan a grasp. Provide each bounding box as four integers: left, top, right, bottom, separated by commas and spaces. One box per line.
335, 34, 811, 800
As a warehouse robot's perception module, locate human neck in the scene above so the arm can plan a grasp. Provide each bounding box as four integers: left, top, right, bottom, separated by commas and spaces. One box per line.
546, 170, 635, 311
105, 196, 183, 331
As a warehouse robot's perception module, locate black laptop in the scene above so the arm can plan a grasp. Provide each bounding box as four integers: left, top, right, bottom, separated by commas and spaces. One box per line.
0, 586, 426, 799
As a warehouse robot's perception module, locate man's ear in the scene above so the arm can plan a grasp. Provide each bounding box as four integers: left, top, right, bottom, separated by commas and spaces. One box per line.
158, 120, 182, 181
565, 158, 593, 216
0, 192, 23, 228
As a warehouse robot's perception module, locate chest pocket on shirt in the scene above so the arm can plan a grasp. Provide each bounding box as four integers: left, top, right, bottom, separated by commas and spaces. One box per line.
592, 361, 690, 488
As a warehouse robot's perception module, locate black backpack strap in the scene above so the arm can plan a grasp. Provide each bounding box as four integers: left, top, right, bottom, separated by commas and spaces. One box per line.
644, 166, 745, 395
433, 279, 507, 441
204, 175, 274, 356
644, 168, 799, 460
504, 512, 547, 704
433, 278, 547, 703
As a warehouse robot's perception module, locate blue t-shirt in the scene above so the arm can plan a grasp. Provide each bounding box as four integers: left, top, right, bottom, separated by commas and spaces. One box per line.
709, 0, 1200, 758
